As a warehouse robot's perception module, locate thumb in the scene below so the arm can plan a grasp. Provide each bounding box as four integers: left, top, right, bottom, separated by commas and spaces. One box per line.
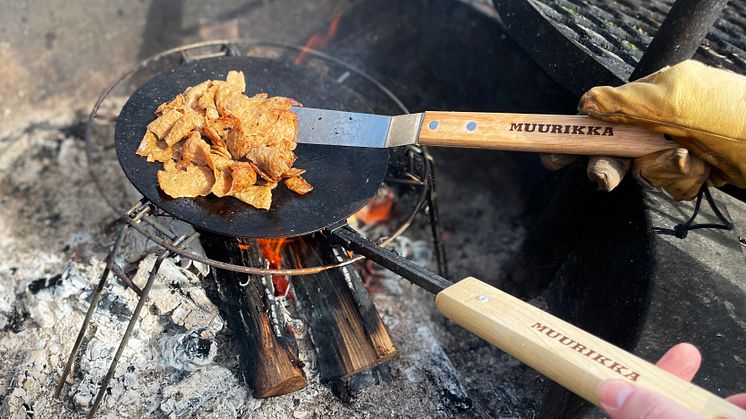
597, 380, 700, 419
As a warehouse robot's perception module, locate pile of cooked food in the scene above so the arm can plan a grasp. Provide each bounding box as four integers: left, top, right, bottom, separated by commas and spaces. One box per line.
136, 70, 312, 210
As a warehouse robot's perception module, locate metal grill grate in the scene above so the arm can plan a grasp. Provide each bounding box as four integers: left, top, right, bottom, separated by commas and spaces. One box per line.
531, 0, 746, 78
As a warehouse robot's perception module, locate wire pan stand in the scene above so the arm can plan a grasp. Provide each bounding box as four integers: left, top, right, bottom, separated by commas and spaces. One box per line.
57, 40, 449, 418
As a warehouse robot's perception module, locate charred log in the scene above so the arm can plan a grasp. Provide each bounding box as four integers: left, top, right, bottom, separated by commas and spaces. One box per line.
200, 233, 307, 398
330, 364, 394, 402
285, 235, 397, 382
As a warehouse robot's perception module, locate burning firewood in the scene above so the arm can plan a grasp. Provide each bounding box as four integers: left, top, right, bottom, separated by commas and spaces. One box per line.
287, 236, 397, 381
201, 232, 397, 398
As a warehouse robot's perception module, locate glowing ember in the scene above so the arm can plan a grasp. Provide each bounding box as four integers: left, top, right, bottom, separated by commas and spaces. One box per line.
294, 11, 343, 65
355, 187, 395, 225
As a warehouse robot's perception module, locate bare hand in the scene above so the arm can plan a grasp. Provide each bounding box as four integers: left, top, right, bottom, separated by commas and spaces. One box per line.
597, 343, 746, 418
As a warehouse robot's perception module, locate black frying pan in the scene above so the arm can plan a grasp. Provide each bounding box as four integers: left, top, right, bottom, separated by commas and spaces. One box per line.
115, 56, 389, 238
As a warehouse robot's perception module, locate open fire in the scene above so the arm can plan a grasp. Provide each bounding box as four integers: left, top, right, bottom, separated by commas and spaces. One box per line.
353, 187, 396, 226
256, 186, 398, 300
195, 143, 437, 402
257, 239, 291, 297
294, 11, 344, 65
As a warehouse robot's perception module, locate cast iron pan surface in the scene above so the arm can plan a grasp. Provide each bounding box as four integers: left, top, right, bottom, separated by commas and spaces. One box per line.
116, 56, 389, 238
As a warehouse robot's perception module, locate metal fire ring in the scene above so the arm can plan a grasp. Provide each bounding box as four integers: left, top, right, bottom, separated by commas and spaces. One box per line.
85, 39, 444, 277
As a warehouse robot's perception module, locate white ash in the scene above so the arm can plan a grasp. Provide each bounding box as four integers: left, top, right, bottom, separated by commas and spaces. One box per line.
159, 330, 218, 372
0, 111, 540, 418
159, 365, 247, 419
0, 113, 241, 418
145, 256, 223, 334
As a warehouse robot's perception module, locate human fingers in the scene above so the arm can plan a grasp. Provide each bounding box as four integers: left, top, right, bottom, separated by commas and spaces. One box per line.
726, 394, 746, 409
654, 342, 701, 382
597, 379, 701, 419
539, 153, 577, 170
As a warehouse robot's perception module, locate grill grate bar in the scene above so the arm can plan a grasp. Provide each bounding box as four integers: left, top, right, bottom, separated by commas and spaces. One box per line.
529, 0, 746, 78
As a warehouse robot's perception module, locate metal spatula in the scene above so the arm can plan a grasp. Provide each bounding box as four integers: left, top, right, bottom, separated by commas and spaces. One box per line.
293, 107, 674, 157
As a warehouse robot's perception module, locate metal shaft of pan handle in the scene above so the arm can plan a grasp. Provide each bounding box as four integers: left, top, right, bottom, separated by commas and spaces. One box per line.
328, 225, 452, 294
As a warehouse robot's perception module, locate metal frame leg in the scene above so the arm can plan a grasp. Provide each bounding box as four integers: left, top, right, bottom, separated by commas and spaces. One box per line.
85, 231, 198, 417
422, 149, 449, 278
54, 224, 128, 399
87, 250, 168, 417
55, 197, 200, 417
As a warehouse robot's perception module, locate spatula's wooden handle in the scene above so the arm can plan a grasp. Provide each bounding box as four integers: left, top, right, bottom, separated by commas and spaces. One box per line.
436, 277, 745, 419
419, 111, 675, 157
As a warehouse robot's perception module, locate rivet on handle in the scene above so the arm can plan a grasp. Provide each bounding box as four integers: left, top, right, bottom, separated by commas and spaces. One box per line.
429, 121, 439, 130
466, 121, 477, 131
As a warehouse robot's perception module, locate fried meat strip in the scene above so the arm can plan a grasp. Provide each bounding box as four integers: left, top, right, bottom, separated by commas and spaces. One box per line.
179, 131, 212, 169
184, 81, 211, 109
147, 109, 182, 139
284, 176, 313, 195
139, 70, 311, 210
247, 145, 293, 182
210, 168, 231, 197
157, 164, 215, 198
225, 120, 256, 160
233, 184, 273, 210
156, 95, 185, 116
136, 131, 174, 163
228, 162, 257, 194
203, 115, 235, 149
282, 167, 306, 178
226, 70, 246, 93
164, 108, 203, 146
198, 84, 220, 120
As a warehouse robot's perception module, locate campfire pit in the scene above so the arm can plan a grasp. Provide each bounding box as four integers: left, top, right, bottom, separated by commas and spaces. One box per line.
2, 1, 745, 418
52, 41, 458, 417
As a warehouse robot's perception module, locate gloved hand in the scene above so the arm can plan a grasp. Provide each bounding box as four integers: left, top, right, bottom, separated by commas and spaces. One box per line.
544, 60, 746, 201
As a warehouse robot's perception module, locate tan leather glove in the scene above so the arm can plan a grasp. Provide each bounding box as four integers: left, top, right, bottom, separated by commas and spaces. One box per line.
578, 60, 746, 201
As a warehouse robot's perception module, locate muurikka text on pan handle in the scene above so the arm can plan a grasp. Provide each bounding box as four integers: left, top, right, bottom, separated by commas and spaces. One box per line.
435, 277, 746, 419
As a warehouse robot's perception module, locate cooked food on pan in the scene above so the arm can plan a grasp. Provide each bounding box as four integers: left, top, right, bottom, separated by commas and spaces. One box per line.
136, 70, 312, 210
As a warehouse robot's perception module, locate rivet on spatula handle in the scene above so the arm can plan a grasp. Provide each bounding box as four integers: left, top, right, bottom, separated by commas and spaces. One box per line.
419, 111, 675, 157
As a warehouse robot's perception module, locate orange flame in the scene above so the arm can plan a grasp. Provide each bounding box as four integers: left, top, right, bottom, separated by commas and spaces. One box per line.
258, 239, 287, 266
258, 238, 291, 297
294, 11, 343, 65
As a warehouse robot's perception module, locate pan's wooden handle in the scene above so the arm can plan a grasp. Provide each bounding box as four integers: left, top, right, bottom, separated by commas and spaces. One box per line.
420, 111, 675, 157
435, 277, 746, 419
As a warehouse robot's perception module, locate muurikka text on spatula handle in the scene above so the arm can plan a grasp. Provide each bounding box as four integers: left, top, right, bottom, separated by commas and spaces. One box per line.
292, 107, 675, 157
